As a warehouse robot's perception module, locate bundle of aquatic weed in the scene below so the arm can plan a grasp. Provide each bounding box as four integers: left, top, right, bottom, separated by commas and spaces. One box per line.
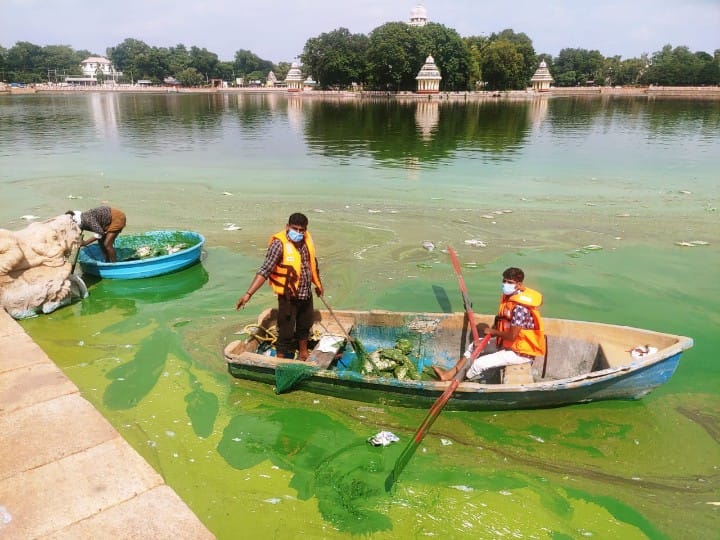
361, 338, 421, 380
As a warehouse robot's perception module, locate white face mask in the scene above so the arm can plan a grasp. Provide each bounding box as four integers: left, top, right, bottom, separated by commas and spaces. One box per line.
502, 282, 517, 296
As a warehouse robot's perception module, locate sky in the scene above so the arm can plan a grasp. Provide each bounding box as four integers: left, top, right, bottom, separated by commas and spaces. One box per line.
1, 0, 718, 63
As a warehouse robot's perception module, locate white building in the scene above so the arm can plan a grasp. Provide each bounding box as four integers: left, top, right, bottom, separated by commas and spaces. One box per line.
408, 4, 428, 26
530, 60, 554, 91
285, 62, 304, 92
66, 56, 121, 85
415, 55, 442, 94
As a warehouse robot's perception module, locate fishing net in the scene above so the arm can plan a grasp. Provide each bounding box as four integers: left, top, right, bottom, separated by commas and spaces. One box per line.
275, 363, 319, 394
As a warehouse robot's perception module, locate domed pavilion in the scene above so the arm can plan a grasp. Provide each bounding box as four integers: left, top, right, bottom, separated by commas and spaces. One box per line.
285, 63, 304, 92
415, 55, 442, 94
530, 60, 554, 91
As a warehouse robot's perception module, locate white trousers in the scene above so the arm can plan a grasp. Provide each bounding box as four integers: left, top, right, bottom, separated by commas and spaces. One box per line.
465, 349, 531, 380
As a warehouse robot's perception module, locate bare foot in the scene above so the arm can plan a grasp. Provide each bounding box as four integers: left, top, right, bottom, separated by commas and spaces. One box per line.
299, 352, 309, 362
432, 365, 456, 381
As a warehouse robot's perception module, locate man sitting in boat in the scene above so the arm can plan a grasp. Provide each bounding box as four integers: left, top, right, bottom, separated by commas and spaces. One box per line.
67, 206, 126, 263
235, 212, 324, 361
434, 267, 546, 381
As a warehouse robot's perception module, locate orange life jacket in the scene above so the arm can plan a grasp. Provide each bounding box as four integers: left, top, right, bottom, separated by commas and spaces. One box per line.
268, 230, 321, 297
496, 287, 546, 357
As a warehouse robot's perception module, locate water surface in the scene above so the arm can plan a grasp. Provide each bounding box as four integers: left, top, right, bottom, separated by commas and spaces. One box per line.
3, 93, 718, 539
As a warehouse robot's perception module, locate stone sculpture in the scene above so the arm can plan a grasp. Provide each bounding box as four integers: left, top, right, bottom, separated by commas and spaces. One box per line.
0, 214, 88, 319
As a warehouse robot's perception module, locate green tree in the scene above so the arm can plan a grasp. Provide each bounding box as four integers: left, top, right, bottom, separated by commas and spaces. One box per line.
554, 48, 605, 86
233, 49, 272, 78
273, 61, 291, 81
416, 23, 472, 91
167, 44, 192, 75
480, 40, 525, 90
367, 22, 423, 91
464, 35, 491, 88
491, 29, 536, 84
175, 67, 204, 87
300, 28, 369, 89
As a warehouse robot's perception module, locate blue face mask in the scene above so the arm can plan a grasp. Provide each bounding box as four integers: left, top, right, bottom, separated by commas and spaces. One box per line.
502, 282, 516, 296
287, 229, 304, 242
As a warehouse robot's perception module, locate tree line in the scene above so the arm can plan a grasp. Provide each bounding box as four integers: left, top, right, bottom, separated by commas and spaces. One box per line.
2, 22, 718, 90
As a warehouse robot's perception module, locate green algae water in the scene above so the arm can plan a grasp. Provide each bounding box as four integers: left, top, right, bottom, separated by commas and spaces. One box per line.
2, 92, 719, 539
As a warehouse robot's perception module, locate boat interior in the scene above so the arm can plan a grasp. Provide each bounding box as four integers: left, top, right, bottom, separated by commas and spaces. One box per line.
227, 308, 684, 385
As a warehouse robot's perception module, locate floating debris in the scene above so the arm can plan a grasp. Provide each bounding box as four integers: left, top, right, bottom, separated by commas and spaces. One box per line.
582, 244, 603, 251
481, 214, 495, 219
616, 213, 631, 217
492, 210, 504, 215
223, 223, 241, 231
222, 191, 233, 196
464, 239, 487, 248
421, 241, 435, 251
463, 262, 480, 269
630, 345, 658, 358
502, 209, 513, 213
416, 263, 433, 269
440, 438, 453, 446
688, 240, 709, 246
368, 431, 399, 447
679, 190, 692, 195
368, 209, 381, 213
67, 194, 82, 199
312, 208, 325, 213
20, 215, 39, 221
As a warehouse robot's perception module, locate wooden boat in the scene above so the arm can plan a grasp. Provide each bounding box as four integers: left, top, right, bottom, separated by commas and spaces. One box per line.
224, 308, 693, 411
78, 230, 204, 279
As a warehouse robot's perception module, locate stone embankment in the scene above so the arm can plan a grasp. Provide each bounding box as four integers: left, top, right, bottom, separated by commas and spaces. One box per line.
0, 308, 214, 539
2, 82, 718, 99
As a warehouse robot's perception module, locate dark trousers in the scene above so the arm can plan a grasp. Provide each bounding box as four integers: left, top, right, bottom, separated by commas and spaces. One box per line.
276, 295, 314, 358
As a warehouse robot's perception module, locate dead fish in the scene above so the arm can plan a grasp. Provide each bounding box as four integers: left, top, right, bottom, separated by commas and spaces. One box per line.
421, 241, 435, 251
20, 214, 39, 220
223, 223, 241, 231
135, 246, 152, 258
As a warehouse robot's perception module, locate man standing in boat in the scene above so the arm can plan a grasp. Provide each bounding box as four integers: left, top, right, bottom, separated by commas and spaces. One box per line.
434, 267, 546, 381
67, 206, 126, 263
236, 212, 324, 361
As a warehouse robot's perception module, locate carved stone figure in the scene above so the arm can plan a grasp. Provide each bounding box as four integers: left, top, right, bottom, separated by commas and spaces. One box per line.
0, 214, 88, 319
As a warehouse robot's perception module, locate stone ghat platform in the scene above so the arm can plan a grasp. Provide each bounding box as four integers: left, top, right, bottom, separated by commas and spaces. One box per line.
0, 308, 214, 539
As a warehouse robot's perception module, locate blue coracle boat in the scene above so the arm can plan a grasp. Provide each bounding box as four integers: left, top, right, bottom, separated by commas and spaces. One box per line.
79, 230, 205, 279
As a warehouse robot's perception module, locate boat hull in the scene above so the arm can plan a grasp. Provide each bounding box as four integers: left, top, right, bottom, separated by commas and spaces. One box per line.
79, 230, 204, 279
224, 309, 692, 411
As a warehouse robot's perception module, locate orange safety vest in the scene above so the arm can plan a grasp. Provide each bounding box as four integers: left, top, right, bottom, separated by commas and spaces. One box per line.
496, 287, 546, 357
267, 230, 321, 297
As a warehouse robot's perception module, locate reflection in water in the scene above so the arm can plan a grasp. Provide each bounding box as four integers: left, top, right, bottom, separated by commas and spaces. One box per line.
414, 100, 439, 141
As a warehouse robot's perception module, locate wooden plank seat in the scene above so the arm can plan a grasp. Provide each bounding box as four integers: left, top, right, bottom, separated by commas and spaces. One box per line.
501, 362, 534, 384
308, 315, 355, 369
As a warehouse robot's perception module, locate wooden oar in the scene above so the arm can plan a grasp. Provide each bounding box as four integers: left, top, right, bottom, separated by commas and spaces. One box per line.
385, 246, 489, 491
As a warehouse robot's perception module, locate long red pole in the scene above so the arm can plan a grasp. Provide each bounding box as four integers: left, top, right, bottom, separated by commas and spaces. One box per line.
385, 247, 489, 491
